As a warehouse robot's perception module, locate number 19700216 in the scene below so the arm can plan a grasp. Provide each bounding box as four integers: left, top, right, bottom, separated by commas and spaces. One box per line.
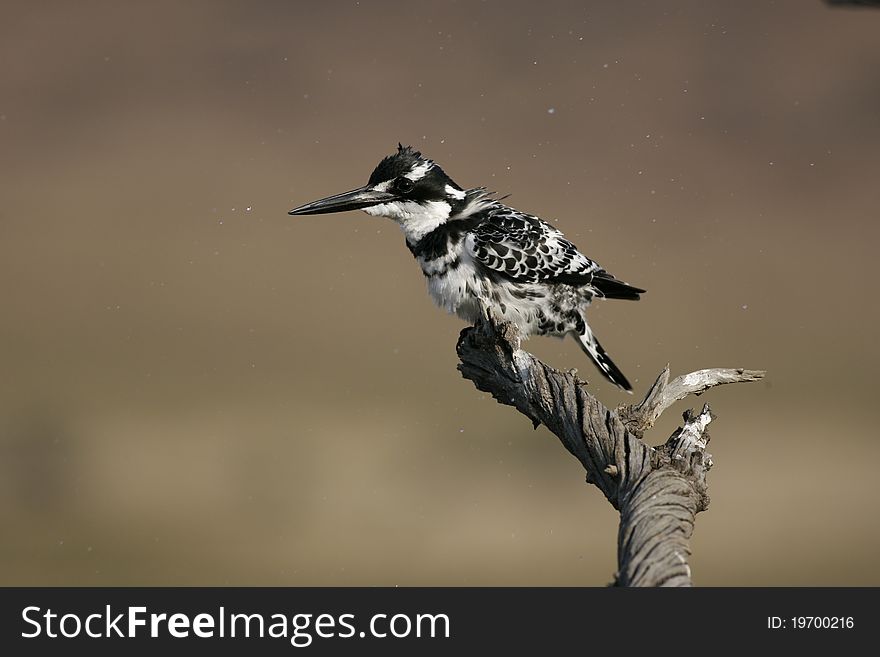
768, 617, 854, 630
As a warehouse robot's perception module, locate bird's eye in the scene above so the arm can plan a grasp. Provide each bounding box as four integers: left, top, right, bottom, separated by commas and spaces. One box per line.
395, 177, 414, 193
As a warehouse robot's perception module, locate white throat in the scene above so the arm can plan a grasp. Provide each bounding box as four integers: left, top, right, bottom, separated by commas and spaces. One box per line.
364, 200, 451, 243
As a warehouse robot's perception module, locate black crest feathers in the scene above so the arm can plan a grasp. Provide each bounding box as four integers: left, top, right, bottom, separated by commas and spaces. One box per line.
397, 143, 422, 159
368, 144, 429, 185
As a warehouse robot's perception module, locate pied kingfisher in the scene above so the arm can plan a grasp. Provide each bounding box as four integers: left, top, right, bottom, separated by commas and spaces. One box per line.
289, 144, 645, 391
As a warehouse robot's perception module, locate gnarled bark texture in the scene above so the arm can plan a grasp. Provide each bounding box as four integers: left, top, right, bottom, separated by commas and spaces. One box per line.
456, 316, 764, 587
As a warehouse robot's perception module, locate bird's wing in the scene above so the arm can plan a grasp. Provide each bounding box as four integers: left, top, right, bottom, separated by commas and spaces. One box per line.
467, 208, 603, 285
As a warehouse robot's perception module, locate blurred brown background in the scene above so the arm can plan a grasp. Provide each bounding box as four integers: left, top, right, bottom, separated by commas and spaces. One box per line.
1, 0, 878, 586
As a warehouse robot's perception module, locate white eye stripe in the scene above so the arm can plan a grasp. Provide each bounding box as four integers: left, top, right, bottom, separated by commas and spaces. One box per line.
404, 160, 433, 181
373, 180, 392, 192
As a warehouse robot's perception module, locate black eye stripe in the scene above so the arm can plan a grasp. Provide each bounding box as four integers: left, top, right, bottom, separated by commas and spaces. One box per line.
395, 177, 414, 192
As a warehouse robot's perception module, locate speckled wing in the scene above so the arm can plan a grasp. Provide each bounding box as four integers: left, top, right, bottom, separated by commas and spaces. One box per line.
467, 208, 603, 285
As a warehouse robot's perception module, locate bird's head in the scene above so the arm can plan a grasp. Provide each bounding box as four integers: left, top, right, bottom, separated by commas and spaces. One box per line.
289, 144, 468, 242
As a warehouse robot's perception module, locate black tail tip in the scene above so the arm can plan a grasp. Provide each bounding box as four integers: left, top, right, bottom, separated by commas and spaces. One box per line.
576, 333, 634, 392
592, 345, 633, 392
609, 372, 634, 393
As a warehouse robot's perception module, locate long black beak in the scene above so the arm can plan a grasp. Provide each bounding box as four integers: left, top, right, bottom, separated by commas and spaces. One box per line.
288, 185, 396, 216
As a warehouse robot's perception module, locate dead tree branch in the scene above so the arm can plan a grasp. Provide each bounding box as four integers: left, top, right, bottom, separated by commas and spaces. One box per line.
456, 316, 765, 587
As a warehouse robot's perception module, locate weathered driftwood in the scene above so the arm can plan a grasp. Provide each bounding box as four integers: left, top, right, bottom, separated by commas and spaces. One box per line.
456, 316, 765, 587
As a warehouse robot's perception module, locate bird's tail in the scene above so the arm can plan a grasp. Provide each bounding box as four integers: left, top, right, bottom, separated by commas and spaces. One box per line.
574, 325, 633, 392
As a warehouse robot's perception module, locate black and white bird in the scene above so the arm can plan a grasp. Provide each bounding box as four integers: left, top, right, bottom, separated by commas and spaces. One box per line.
289, 145, 645, 391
